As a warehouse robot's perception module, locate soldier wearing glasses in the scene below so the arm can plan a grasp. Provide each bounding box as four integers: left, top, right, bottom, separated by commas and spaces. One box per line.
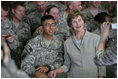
21, 15, 64, 78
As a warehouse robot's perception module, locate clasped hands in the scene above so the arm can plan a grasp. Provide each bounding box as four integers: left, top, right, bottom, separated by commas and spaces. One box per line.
35, 66, 49, 78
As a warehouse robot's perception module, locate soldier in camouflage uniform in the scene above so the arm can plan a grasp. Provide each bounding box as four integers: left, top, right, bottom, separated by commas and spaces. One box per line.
94, 21, 117, 78
24, 1, 37, 15
23, 1, 48, 35
10, 2, 31, 68
33, 5, 70, 40
93, 12, 117, 47
82, 1, 108, 32
47, 1, 67, 12
1, 2, 19, 54
1, 18, 19, 53
93, 12, 117, 78
21, 15, 64, 77
1, 40, 29, 78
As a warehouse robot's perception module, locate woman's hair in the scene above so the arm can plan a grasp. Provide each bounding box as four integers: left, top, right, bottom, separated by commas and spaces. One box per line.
45, 5, 58, 14
67, 10, 85, 27
94, 12, 112, 23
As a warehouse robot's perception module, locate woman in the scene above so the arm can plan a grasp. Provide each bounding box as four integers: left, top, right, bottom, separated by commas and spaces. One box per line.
48, 10, 106, 78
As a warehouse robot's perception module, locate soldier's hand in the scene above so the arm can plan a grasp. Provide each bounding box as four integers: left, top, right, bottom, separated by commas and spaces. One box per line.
35, 71, 47, 78
6, 34, 14, 43
2, 34, 14, 43
101, 22, 110, 41
36, 66, 49, 73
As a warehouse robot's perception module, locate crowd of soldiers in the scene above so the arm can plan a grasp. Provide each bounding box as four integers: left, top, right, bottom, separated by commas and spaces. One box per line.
1, 1, 117, 78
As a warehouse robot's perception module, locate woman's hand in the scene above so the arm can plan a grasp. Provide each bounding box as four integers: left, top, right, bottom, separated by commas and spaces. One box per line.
48, 70, 57, 78
48, 68, 64, 78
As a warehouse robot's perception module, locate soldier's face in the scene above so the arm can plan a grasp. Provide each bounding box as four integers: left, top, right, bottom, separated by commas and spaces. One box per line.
71, 15, 84, 32
37, 1, 47, 12
49, 7, 59, 22
1, 8, 8, 21
91, 1, 101, 8
42, 19, 56, 36
12, 5, 25, 21
72, 1, 82, 11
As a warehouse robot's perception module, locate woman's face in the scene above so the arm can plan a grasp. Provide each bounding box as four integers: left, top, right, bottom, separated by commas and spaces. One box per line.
71, 15, 84, 32
49, 7, 59, 22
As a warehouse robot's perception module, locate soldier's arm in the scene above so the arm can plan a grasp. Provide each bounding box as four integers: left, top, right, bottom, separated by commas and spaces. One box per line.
8, 31, 19, 51
94, 35, 106, 77
21, 45, 36, 77
95, 43, 117, 66
49, 41, 64, 70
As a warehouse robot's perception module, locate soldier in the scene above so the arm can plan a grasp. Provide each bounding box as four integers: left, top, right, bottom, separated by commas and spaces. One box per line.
1, 1, 19, 53
1, 39, 29, 78
33, 5, 70, 40
82, 1, 108, 32
24, 1, 37, 15
93, 12, 117, 78
10, 2, 31, 68
47, 1, 67, 12
23, 1, 48, 34
94, 22, 117, 77
21, 15, 64, 77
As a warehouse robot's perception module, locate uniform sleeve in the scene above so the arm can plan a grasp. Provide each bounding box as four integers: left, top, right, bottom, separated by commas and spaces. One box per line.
94, 35, 106, 77
49, 41, 64, 70
60, 43, 71, 72
21, 44, 36, 76
8, 32, 19, 51
94, 44, 117, 66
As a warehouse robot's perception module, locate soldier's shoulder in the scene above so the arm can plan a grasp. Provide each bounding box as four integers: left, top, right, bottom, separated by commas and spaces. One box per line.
53, 35, 64, 46
1, 18, 12, 28
26, 35, 41, 47
82, 8, 89, 14
24, 35, 41, 53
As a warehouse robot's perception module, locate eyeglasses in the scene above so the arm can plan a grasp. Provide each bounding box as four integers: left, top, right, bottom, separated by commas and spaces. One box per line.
44, 23, 56, 27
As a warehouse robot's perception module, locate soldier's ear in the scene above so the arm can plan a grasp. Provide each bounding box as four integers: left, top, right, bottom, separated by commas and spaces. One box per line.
45, 12, 48, 15
40, 26, 43, 32
12, 9, 15, 14
69, 5, 73, 10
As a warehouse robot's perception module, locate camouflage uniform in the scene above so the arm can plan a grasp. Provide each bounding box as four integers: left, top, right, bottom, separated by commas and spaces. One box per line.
47, 1, 67, 12
82, 6, 108, 32
33, 21, 70, 40
1, 18, 19, 52
10, 20, 31, 68
23, 10, 43, 34
100, 2, 117, 20
21, 34, 64, 77
24, 2, 37, 15
58, 11, 71, 40
11, 21, 31, 45
1, 58, 29, 78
